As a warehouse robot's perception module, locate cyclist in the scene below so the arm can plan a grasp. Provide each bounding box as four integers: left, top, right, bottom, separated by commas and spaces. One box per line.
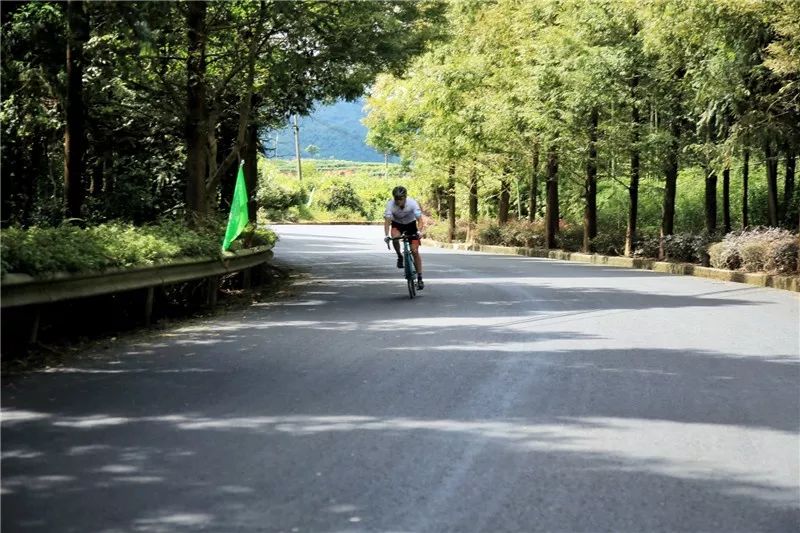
384, 186, 424, 290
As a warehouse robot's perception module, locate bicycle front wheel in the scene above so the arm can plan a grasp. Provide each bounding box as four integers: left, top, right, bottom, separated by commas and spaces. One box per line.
407, 278, 416, 298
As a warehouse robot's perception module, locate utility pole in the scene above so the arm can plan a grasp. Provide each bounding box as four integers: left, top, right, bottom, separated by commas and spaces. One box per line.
293, 114, 302, 182
274, 133, 279, 159
384, 152, 389, 179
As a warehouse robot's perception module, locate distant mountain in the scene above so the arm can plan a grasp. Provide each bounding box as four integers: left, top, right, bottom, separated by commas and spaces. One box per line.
264, 98, 394, 163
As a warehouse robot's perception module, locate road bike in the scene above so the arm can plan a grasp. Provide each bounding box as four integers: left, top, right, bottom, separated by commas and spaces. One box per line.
387, 233, 420, 299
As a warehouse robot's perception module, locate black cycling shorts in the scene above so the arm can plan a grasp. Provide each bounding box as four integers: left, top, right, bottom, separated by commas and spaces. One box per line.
391, 221, 420, 242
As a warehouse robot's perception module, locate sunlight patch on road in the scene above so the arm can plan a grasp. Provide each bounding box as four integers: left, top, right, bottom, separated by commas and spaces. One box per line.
1, 409, 52, 425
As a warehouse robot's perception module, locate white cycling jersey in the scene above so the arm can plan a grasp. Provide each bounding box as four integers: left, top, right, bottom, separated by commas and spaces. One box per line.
384, 198, 422, 225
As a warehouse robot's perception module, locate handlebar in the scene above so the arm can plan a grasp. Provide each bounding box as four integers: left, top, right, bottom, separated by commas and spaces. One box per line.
385, 233, 421, 249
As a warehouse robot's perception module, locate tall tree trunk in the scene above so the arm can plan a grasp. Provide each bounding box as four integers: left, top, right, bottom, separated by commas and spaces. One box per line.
24, 128, 45, 225
584, 108, 598, 253
185, 0, 208, 219
528, 142, 539, 222
660, 121, 679, 259
704, 166, 717, 233
784, 145, 796, 227
101, 148, 113, 195
498, 168, 510, 225
64, 0, 88, 220
722, 166, 731, 234
545, 145, 559, 249
245, 124, 258, 224
447, 164, 456, 242
765, 140, 779, 227
624, 74, 640, 257
468, 168, 478, 223
742, 148, 749, 228
703, 116, 718, 234
204, 31, 259, 211
432, 184, 443, 218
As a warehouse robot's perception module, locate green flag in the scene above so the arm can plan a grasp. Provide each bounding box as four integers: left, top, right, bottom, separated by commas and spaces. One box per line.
222, 162, 249, 251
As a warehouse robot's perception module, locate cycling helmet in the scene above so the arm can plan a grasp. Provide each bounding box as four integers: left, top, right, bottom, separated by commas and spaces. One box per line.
392, 186, 407, 199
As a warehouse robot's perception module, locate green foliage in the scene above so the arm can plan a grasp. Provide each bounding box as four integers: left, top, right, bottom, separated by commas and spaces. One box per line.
0, 221, 276, 277
319, 181, 364, 215
663, 233, 715, 263
591, 233, 625, 257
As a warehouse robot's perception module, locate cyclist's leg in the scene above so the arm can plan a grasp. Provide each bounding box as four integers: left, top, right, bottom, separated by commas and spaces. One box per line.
411, 240, 422, 276
390, 225, 402, 257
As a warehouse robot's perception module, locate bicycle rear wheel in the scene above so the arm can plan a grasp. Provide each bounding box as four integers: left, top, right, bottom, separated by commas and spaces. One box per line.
404, 252, 416, 299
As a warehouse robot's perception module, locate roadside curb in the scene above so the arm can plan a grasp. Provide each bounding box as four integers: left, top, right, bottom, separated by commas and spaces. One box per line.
423, 240, 800, 293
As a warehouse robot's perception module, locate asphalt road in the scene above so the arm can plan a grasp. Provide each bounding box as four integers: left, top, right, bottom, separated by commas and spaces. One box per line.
2, 224, 799, 533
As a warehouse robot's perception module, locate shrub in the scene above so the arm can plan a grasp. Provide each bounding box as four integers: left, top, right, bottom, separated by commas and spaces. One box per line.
320, 181, 364, 215
425, 221, 450, 242
498, 219, 544, 247
475, 221, 503, 245
708, 227, 799, 273
709, 239, 742, 270
256, 180, 306, 221
764, 237, 799, 274
708, 242, 727, 269
557, 223, 584, 252
633, 236, 661, 259
591, 233, 624, 256
739, 241, 769, 272
662, 232, 705, 263
425, 219, 473, 242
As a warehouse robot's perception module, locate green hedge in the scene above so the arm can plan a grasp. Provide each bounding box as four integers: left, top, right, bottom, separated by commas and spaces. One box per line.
1, 221, 276, 277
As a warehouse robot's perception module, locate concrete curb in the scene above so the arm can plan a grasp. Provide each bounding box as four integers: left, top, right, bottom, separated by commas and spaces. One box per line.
423, 240, 799, 293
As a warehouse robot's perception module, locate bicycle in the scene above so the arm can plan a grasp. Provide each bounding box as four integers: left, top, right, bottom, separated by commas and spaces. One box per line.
386, 233, 420, 299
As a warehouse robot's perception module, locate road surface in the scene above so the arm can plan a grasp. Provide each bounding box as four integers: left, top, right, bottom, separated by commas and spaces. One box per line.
2, 225, 799, 532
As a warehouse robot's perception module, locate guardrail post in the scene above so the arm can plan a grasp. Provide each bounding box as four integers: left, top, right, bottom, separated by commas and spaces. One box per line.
29, 307, 41, 344
206, 276, 218, 307
144, 286, 155, 326
242, 268, 252, 289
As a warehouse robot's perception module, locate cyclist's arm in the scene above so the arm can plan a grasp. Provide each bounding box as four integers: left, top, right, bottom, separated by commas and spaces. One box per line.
415, 205, 424, 235
384, 216, 392, 238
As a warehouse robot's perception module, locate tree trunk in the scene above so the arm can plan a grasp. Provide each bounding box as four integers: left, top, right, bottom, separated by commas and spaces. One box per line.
447, 164, 456, 242
64, 0, 88, 220
584, 108, 598, 253
185, 0, 208, 219
24, 129, 44, 225
468, 168, 478, 223
203, 21, 261, 213
742, 148, 749, 229
765, 141, 779, 227
528, 142, 539, 222
624, 74, 640, 257
545, 145, 559, 249
498, 169, 510, 225
431, 185, 442, 218
722, 166, 731, 234
101, 148, 113, 195
704, 166, 717, 233
660, 120, 679, 259
245, 124, 259, 224
784, 145, 796, 227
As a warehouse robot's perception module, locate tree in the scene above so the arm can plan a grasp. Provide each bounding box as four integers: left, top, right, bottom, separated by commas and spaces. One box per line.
64, 0, 88, 219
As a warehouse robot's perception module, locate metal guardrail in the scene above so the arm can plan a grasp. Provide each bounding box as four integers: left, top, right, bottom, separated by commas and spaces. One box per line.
1, 245, 274, 309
